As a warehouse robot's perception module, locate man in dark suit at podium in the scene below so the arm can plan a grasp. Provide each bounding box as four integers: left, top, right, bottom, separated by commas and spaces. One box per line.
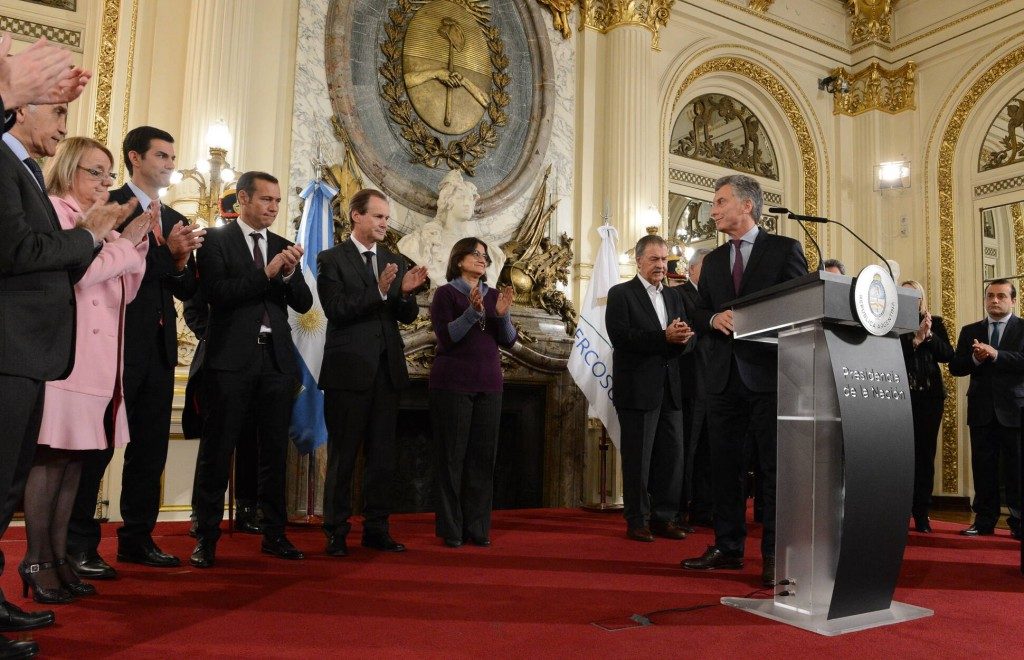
949, 279, 1023, 540
607, 235, 695, 542
681, 174, 806, 587
68, 126, 204, 577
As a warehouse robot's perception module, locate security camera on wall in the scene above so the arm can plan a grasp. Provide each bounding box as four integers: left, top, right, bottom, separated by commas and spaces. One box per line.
817, 76, 851, 95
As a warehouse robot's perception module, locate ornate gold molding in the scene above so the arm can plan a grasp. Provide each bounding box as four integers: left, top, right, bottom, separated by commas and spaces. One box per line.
934, 41, 1024, 494
830, 61, 915, 116
846, 0, 895, 46
747, 0, 772, 12
0, 15, 82, 50
1013, 202, 1024, 282
670, 56, 820, 268
580, 0, 675, 50
92, 0, 121, 144
537, 0, 574, 39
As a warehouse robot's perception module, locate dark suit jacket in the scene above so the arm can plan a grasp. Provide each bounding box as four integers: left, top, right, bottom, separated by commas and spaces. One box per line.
317, 239, 419, 391
197, 221, 313, 376
109, 184, 198, 368
607, 276, 693, 411
948, 314, 1024, 428
0, 139, 95, 381
694, 229, 807, 394
181, 288, 209, 439
677, 281, 701, 399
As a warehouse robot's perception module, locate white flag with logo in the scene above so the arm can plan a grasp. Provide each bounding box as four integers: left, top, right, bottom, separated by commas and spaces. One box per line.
568, 223, 620, 447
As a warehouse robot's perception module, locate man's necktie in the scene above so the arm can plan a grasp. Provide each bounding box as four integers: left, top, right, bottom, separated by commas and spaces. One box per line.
251, 233, 271, 328
23, 157, 45, 191
731, 239, 744, 294
364, 250, 376, 282
990, 320, 1003, 348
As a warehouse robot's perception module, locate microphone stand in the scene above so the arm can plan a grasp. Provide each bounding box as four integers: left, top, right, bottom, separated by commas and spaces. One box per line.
828, 218, 895, 282
793, 217, 824, 271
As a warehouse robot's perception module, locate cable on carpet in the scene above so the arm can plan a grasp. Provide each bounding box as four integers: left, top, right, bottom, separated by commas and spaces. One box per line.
591, 588, 772, 631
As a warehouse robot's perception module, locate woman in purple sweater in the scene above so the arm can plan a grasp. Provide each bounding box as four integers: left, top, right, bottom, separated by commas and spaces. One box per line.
430, 237, 516, 547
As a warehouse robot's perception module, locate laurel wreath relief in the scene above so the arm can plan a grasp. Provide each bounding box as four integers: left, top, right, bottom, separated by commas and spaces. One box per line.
379, 0, 510, 176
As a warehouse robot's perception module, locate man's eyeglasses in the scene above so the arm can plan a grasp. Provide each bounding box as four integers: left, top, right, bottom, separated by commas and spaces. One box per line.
78, 166, 116, 182
468, 250, 492, 265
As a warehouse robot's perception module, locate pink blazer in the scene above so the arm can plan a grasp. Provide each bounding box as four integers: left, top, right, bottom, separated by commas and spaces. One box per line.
38, 195, 148, 449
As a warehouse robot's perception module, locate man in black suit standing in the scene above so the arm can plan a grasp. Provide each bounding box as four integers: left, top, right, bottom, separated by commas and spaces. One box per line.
0, 87, 131, 656
607, 234, 695, 542
681, 174, 806, 587
188, 171, 312, 568
949, 279, 1024, 539
67, 126, 205, 578
318, 189, 427, 556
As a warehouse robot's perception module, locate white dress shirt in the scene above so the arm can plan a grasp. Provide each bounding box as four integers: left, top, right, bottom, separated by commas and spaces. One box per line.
638, 275, 668, 329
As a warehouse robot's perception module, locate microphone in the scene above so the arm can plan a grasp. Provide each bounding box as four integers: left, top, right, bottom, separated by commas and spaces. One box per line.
769, 208, 894, 281
769, 207, 824, 271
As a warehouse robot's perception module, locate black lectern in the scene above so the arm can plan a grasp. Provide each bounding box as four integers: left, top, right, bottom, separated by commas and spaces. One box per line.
721, 270, 934, 635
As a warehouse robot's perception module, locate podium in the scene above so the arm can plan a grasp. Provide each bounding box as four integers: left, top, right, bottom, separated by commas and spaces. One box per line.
720, 270, 934, 635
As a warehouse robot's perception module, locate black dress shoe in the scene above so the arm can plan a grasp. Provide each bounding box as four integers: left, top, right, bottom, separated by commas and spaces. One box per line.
0, 600, 54, 633
261, 535, 304, 560
960, 525, 994, 536
762, 556, 776, 587
326, 535, 349, 557
650, 520, 688, 540
68, 551, 116, 580
444, 538, 463, 548
362, 533, 406, 552
189, 539, 216, 569
681, 546, 744, 570
235, 503, 264, 535
466, 536, 490, 547
117, 545, 181, 568
626, 526, 654, 542
0, 634, 38, 659
913, 516, 932, 533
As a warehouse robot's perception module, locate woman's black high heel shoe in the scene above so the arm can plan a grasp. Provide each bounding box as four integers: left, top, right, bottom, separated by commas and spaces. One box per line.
18, 561, 76, 604
55, 558, 96, 596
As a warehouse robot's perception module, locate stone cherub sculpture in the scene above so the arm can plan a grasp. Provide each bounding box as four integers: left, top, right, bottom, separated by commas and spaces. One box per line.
397, 169, 505, 286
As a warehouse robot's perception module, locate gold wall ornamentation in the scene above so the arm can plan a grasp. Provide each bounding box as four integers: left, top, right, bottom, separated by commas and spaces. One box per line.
830, 61, 915, 116
0, 15, 81, 50
670, 56, 821, 268
91, 0, 121, 144
934, 42, 1024, 493
747, 0, 772, 12
379, 0, 510, 176
537, 0, 574, 38
846, 0, 895, 45
1012, 202, 1024, 282
670, 92, 780, 179
979, 93, 1024, 172
579, 0, 675, 50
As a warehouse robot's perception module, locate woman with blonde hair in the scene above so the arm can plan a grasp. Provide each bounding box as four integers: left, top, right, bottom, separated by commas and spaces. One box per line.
17, 137, 152, 603
899, 279, 954, 533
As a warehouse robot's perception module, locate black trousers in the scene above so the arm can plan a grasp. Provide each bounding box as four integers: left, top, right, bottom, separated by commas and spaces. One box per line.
68, 328, 175, 554
910, 394, 944, 518
430, 389, 502, 540
675, 395, 695, 520
968, 421, 1021, 532
322, 353, 399, 538
193, 344, 294, 542
0, 375, 45, 601
686, 394, 713, 522
707, 361, 777, 558
615, 381, 684, 529
189, 413, 259, 512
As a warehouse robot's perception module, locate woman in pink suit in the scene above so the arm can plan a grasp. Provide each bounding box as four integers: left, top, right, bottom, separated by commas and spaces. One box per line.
18, 137, 153, 603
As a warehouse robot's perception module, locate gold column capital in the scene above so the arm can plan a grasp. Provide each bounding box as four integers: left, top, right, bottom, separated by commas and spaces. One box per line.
747, 0, 773, 12
846, 0, 896, 45
830, 61, 916, 116
580, 0, 675, 50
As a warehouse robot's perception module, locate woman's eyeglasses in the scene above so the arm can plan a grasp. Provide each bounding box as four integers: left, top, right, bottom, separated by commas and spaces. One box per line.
78, 166, 116, 182
468, 250, 492, 265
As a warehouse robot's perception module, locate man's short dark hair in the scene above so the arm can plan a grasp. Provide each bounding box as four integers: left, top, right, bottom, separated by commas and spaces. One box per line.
236, 171, 279, 199
986, 278, 1017, 300
715, 173, 763, 220
634, 234, 667, 260
822, 258, 846, 274
348, 188, 388, 221
122, 126, 174, 175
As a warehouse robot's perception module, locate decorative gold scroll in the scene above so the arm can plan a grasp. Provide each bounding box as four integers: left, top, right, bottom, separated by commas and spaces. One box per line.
536, 0, 574, 38
846, 0, 895, 45
92, 0, 121, 144
830, 61, 916, 116
747, 0, 772, 12
579, 0, 675, 50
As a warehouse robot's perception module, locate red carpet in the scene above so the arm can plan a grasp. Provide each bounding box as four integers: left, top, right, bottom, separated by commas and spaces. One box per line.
1, 509, 1021, 658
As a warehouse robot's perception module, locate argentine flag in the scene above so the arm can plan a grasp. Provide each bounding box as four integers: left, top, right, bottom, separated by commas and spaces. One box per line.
288, 179, 337, 454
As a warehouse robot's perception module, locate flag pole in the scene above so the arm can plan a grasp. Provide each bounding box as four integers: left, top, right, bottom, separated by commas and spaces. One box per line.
582, 424, 623, 512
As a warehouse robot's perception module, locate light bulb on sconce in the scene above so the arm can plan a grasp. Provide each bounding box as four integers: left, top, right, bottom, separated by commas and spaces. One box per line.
169, 121, 241, 226
205, 120, 233, 152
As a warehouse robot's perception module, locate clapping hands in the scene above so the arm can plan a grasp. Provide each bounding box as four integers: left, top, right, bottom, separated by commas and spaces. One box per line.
495, 285, 514, 316
666, 318, 694, 344
266, 244, 305, 279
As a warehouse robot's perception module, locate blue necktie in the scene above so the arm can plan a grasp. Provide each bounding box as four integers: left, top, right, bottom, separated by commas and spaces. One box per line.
990, 321, 1002, 348
23, 157, 46, 191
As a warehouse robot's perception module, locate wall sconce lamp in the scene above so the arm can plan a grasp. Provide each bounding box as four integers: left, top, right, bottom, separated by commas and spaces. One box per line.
875, 161, 910, 191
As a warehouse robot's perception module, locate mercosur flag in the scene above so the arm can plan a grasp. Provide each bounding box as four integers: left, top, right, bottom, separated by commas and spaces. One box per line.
567, 223, 620, 448
288, 179, 337, 454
